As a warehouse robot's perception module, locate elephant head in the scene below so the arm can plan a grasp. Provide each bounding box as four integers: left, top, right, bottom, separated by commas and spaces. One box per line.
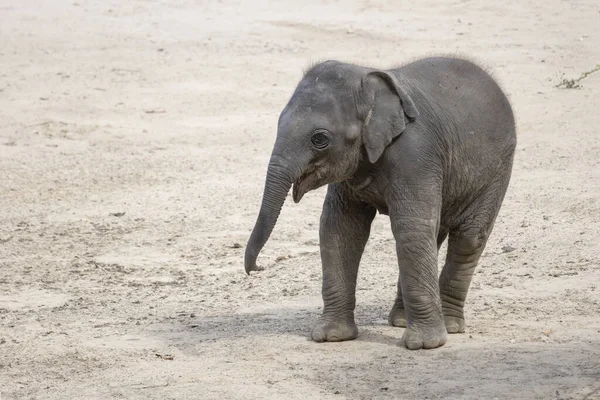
244, 61, 419, 274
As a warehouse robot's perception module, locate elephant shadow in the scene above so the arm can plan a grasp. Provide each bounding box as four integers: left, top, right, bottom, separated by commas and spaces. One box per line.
151, 303, 402, 348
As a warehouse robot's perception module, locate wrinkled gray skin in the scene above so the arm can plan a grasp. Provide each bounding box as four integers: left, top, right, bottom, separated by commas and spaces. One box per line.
245, 56, 516, 350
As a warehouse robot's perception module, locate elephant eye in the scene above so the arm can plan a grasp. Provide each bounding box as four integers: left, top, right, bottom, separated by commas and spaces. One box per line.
310, 130, 330, 149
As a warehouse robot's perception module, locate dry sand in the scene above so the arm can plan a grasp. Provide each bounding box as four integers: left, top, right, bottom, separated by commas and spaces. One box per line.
1, 1, 599, 399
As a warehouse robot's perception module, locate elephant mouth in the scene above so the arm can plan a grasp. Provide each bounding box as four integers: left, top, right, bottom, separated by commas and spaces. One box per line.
292, 167, 325, 203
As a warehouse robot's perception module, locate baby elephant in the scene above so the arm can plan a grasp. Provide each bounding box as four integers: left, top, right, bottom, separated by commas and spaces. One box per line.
245, 56, 516, 350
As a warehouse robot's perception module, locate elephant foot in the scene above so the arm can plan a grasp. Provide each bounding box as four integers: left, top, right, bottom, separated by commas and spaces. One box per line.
444, 315, 465, 334
311, 318, 358, 342
400, 321, 447, 350
388, 307, 407, 328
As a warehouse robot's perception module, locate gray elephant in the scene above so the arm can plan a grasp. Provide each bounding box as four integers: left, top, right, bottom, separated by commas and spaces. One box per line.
244, 56, 516, 350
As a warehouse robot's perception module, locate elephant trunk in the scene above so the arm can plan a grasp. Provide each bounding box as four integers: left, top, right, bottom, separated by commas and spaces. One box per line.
245, 153, 299, 274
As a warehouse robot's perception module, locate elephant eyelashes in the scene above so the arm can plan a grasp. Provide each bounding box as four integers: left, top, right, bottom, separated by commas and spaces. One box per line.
311, 130, 330, 149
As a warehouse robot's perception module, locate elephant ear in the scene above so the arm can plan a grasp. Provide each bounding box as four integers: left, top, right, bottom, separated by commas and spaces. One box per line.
360, 70, 419, 164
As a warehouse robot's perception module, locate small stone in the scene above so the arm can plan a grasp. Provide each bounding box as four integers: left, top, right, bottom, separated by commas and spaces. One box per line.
501, 245, 516, 253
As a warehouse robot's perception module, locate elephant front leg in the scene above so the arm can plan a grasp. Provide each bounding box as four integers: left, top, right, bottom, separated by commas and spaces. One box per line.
389, 177, 447, 349
389, 226, 448, 328
392, 217, 447, 349
311, 185, 376, 342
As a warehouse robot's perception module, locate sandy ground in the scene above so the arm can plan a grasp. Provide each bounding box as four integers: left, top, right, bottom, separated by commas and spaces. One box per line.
1, 1, 599, 399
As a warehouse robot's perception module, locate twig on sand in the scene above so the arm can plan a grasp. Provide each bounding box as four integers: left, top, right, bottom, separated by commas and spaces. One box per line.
110, 381, 170, 390
140, 381, 170, 389
555, 64, 600, 89
155, 353, 174, 360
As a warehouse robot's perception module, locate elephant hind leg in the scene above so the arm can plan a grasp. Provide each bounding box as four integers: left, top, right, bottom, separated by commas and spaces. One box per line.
439, 230, 488, 333
439, 182, 509, 333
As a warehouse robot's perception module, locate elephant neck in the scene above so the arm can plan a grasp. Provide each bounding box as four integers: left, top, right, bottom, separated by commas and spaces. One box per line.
346, 175, 373, 190
345, 160, 377, 190
343, 159, 389, 214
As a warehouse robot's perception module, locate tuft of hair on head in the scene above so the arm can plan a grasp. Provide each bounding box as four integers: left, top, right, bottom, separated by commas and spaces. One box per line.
302, 59, 327, 76
302, 59, 343, 78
